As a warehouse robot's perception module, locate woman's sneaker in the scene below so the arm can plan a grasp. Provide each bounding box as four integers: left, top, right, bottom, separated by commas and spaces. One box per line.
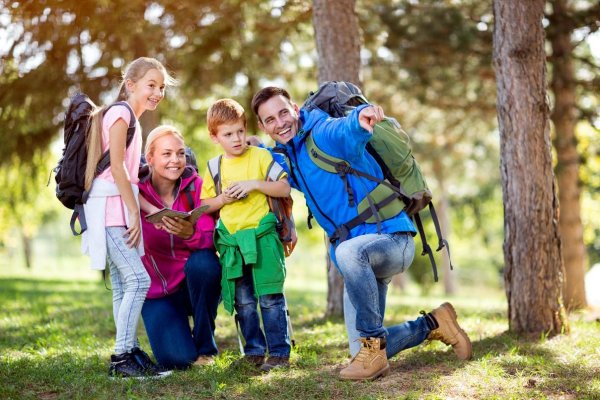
130, 347, 172, 376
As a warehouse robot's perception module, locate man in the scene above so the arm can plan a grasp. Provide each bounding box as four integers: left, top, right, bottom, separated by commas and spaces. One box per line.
251, 86, 472, 381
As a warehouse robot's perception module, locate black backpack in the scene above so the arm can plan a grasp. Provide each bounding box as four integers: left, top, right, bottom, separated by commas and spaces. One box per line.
302, 81, 452, 281
54, 93, 136, 235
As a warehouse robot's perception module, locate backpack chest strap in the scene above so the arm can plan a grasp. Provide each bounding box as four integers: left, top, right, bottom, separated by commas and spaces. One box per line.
306, 134, 356, 206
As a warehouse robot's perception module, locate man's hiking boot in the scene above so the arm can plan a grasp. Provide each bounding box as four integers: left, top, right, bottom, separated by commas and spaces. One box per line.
339, 337, 389, 381
259, 356, 290, 372
426, 302, 472, 360
233, 354, 265, 368
130, 347, 172, 376
108, 352, 165, 379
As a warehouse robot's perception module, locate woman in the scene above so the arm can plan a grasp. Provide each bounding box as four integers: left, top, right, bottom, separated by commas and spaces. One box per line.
138, 125, 221, 369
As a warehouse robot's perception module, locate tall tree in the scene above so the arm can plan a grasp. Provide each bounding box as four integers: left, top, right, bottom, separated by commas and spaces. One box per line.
547, 0, 599, 310
493, 0, 567, 334
312, 0, 362, 317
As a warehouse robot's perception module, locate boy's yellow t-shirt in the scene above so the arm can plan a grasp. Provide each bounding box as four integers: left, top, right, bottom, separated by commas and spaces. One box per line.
201, 146, 286, 234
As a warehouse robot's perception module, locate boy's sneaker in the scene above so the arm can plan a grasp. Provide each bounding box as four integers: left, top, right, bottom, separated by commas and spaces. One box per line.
130, 347, 172, 376
259, 356, 290, 372
233, 355, 265, 368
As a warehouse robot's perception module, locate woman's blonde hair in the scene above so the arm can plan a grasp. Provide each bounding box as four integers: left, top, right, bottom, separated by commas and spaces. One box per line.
144, 125, 185, 162
84, 57, 177, 190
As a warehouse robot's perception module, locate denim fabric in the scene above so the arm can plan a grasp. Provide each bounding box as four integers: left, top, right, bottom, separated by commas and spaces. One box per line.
335, 232, 416, 340
141, 249, 221, 369
234, 265, 290, 357
106, 227, 151, 354
344, 290, 432, 358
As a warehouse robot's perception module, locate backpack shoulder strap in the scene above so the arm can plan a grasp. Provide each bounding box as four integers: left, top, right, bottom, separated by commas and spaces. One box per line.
207, 155, 223, 195
95, 102, 137, 175
265, 160, 286, 182
181, 181, 196, 212
305, 133, 348, 174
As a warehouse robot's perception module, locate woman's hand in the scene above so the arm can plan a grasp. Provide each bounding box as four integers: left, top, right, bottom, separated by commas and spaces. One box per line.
161, 216, 194, 239
125, 211, 142, 248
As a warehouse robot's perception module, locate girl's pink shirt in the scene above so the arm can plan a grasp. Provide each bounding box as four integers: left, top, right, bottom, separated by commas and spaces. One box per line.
96, 105, 143, 227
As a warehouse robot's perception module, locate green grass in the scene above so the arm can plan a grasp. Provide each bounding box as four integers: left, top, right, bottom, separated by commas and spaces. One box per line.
1, 261, 599, 400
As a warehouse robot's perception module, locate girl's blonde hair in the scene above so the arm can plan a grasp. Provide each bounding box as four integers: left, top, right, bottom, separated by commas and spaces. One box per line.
144, 125, 185, 162
84, 57, 177, 190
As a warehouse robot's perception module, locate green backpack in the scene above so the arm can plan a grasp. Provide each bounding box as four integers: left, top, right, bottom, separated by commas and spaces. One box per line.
302, 81, 452, 281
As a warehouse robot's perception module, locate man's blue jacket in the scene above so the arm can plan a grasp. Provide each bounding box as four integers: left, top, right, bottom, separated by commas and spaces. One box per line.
273, 105, 415, 246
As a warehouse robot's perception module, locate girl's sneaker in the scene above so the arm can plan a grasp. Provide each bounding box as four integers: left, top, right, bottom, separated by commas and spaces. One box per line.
108, 352, 151, 379
108, 351, 170, 379
130, 347, 172, 377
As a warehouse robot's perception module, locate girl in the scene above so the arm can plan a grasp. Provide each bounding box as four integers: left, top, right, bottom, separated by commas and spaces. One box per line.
138, 126, 221, 369
82, 57, 176, 378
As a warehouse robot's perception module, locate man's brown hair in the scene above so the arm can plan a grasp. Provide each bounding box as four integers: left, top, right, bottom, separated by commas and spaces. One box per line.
251, 87, 292, 121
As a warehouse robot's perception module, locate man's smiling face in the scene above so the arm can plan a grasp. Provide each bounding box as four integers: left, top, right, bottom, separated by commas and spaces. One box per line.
257, 95, 300, 145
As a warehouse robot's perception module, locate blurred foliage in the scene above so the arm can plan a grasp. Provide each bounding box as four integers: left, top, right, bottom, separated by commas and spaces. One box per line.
579, 122, 600, 265
0, 0, 598, 285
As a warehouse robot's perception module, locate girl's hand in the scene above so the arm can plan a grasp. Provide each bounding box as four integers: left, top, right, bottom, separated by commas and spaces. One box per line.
161, 216, 194, 239
124, 211, 142, 248
225, 180, 257, 199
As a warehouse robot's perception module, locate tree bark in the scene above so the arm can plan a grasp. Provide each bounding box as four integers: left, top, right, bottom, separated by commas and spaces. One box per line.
22, 232, 32, 269
548, 0, 588, 311
325, 234, 344, 317
313, 0, 360, 317
313, 0, 361, 85
312, 0, 362, 318
493, 0, 568, 335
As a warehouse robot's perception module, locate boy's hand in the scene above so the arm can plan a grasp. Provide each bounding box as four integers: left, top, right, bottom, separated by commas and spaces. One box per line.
225, 180, 257, 199
220, 192, 239, 205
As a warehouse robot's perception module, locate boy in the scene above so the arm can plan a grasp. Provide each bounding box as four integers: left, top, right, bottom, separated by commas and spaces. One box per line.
201, 99, 292, 372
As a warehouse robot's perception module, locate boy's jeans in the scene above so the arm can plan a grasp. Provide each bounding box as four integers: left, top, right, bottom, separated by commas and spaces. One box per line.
235, 264, 291, 358
142, 249, 221, 369
106, 227, 151, 355
336, 232, 430, 355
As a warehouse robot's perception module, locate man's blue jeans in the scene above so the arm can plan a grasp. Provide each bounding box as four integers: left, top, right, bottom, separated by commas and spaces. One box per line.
141, 249, 221, 369
335, 232, 432, 357
235, 264, 291, 358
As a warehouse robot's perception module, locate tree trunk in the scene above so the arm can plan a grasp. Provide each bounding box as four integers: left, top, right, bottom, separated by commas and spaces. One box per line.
22, 232, 32, 269
432, 157, 456, 295
313, 0, 361, 85
493, 0, 568, 335
312, 0, 362, 317
325, 234, 344, 317
139, 111, 160, 139
549, 0, 587, 311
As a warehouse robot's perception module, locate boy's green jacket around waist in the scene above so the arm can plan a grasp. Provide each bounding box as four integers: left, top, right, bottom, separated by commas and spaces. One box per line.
215, 212, 286, 314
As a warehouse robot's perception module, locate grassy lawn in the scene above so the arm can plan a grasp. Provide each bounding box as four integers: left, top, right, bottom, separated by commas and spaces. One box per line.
1, 260, 599, 400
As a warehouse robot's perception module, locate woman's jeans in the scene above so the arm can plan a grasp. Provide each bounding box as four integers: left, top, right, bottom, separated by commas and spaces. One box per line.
106, 227, 151, 355
234, 264, 291, 358
336, 232, 432, 357
142, 249, 222, 369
